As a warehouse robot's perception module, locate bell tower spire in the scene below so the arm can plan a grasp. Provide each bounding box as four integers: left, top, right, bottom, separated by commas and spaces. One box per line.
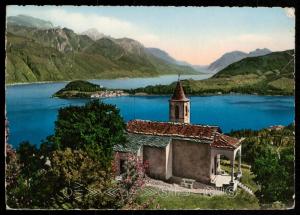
169, 78, 190, 123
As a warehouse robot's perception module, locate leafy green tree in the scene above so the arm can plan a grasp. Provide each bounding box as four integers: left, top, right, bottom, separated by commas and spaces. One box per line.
49, 148, 118, 209
6, 147, 119, 209
252, 144, 294, 203
17, 141, 41, 177
53, 100, 126, 168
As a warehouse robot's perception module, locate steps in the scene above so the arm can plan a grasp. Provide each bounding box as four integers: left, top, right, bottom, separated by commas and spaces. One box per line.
180, 178, 195, 189
237, 181, 254, 195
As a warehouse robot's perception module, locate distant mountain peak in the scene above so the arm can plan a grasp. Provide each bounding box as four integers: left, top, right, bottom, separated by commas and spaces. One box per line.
248, 48, 272, 57
208, 48, 272, 73
81, 28, 107, 41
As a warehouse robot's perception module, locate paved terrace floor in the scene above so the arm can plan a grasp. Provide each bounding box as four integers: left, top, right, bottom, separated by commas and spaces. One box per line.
144, 177, 226, 196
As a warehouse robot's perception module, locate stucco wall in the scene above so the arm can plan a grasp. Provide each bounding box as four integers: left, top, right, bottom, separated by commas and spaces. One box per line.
165, 143, 172, 179
143, 146, 166, 180
172, 139, 211, 183
169, 100, 190, 123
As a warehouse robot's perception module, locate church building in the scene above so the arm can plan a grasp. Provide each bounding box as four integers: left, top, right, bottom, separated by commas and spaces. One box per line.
114, 79, 243, 190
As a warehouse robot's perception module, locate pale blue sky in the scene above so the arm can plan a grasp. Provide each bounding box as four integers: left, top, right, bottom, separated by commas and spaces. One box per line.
6, 6, 295, 65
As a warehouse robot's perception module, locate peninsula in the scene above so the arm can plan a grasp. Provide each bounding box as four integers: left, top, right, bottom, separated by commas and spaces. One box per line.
52, 80, 129, 99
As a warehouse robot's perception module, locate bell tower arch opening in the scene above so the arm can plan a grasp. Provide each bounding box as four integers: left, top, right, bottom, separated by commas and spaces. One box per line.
169, 77, 190, 123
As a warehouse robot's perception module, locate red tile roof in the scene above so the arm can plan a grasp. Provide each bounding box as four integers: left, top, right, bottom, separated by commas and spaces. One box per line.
126, 120, 241, 149
171, 81, 189, 101
211, 133, 241, 149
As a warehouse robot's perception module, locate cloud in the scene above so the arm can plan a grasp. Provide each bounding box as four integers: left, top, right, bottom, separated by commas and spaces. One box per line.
284, 8, 295, 18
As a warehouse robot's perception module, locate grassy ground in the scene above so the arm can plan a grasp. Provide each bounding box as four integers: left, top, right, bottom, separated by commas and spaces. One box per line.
135, 160, 261, 209
136, 186, 260, 209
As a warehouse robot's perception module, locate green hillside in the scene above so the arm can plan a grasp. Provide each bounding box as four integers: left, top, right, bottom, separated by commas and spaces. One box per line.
128, 50, 294, 95
213, 50, 294, 79
52, 80, 104, 98
6, 25, 197, 84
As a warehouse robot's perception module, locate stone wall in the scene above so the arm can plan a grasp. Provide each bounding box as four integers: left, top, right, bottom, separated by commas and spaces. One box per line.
143, 146, 166, 180
172, 139, 211, 183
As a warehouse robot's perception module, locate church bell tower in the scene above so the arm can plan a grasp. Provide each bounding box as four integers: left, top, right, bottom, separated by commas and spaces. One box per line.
169, 77, 190, 123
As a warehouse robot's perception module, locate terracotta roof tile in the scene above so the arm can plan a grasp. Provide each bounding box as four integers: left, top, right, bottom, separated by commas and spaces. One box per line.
126, 120, 242, 150
211, 133, 241, 149
127, 120, 220, 141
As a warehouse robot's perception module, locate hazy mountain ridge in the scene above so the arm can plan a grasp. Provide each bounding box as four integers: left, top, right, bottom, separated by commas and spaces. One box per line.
208, 48, 272, 73
212, 49, 294, 79
146, 47, 208, 73
7, 15, 54, 29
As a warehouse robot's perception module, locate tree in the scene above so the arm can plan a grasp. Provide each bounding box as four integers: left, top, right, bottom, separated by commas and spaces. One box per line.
53, 100, 126, 168
6, 147, 119, 209
252, 144, 294, 203
16, 141, 40, 177
49, 148, 118, 209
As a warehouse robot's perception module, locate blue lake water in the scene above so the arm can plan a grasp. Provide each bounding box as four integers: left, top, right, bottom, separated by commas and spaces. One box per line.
6, 74, 295, 148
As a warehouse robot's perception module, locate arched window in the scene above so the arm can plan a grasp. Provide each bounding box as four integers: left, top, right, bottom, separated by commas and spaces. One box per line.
175, 105, 179, 119
185, 105, 188, 116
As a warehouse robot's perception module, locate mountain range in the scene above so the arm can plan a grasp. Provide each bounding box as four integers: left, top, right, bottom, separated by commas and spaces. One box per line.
54, 20, 273, 75
132, 49, 294, 95
6, 15, 198, 84
5, 15, 276, 84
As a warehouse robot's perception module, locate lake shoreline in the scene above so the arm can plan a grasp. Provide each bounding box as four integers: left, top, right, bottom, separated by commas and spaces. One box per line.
5, 73, 211, 87
130, 93, 293, 97
51, 92, 293, 100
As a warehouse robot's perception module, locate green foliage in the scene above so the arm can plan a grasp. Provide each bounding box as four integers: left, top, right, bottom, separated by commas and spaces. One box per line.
228, 124, 295, 164
16, 141, 40, 177
62, 80, 102, 92
252, 144, 294, 203
49, 148, 117, 209
53, 100, 126, 168
228, 124, 295, 204
7, 147, 118, 209
53, 80, 104, 97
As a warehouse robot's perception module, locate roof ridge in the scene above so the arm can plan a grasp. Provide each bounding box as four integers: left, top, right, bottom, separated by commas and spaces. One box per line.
129, 119, 220, 128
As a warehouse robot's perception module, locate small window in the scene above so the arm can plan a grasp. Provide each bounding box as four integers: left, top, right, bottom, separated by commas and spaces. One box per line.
175, 105, 179, 119
185, 105, 188, 116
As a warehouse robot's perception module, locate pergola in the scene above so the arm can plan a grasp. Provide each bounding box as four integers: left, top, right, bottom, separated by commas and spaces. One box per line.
210, 141, 243, 189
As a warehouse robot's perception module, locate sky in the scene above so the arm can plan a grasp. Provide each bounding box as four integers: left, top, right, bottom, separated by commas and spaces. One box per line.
6, 6, 295, 65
